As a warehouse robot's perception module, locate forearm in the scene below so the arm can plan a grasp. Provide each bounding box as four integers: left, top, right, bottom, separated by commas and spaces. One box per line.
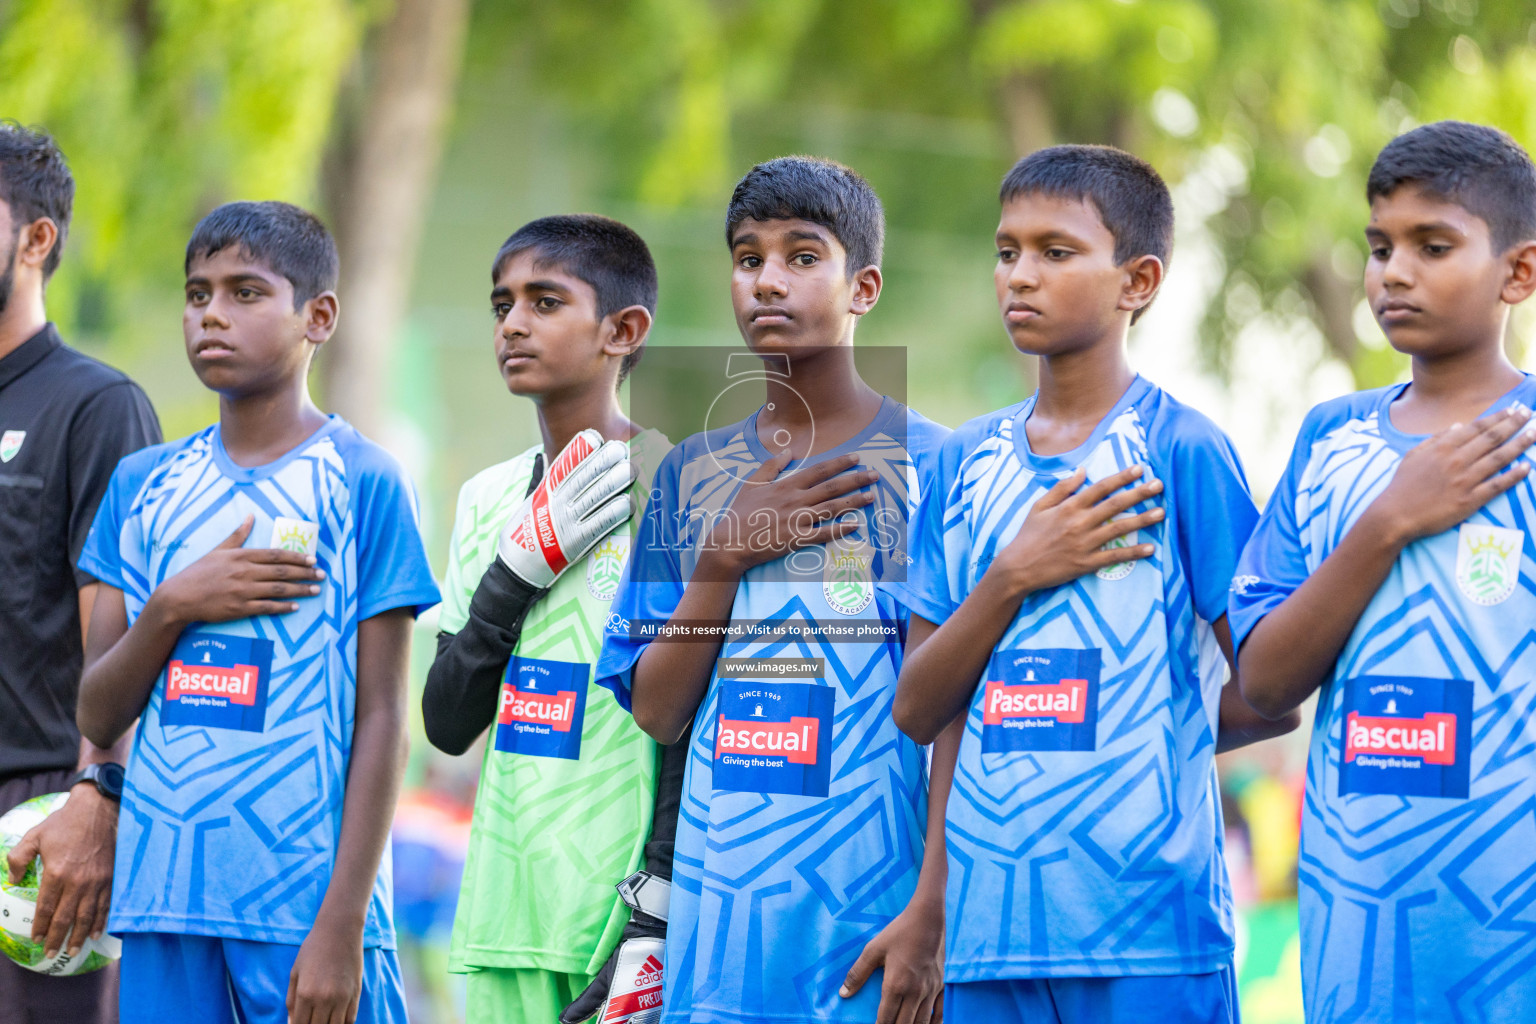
422, 562, 542, 755
909, 717, 962, 913
894, 572, 1025, 744
1216, 682, 1301, 751
320, 707, 405, 930
1238, 505, 1409, 718
319, 612, 411, 934
77, 592, 186, 748
631, 552, 743, 744
1213, 615, 1300, 752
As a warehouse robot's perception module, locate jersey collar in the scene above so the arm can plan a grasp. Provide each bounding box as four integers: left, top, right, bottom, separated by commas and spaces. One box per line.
1010, 374, 1151, 475
1375, 372, 1536, 455
0, 323, 60, 392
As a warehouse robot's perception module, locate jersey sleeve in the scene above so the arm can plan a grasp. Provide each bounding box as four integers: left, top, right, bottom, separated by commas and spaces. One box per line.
1155, 411, 1260, 625
68, 381, 162, 587
76, 445, 165, 593
1228, 409, 1325, 652
344, 441, 442, 621
595, 447, 688, 712
889, 429, 970, 627
437, 476, 482, 635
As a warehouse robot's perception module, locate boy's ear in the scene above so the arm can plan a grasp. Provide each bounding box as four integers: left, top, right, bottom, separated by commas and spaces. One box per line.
849, 265, 882, 316
603, 304, 652, 357
303, 291, 340, 345
1118, 255, 1165, 317
1500, 240, 1536, 306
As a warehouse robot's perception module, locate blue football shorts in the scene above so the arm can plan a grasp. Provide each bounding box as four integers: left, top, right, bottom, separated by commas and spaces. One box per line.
118, 931, 408, 1024
944, 965, 1238, 1024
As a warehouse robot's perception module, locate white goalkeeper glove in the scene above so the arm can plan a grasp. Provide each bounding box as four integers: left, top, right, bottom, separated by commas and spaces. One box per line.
496, 428, 635, 590
560, 872, 670, 1024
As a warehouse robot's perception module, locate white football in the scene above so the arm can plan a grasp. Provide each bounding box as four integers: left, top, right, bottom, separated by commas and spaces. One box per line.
0, 792, 121, 975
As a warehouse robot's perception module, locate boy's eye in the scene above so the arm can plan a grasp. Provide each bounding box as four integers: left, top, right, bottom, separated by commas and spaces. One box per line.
1369, 245, 1390, 260
535, 295, 562, 311
791, 253, 817, 267
1423, 243, 1451, 257
738, 255, 762, 269
996, 249, 1018, 262
491, 301, 512, 318
237, 287, 259, 300
186, 288, 208, 303
1043, 248, 1072, 260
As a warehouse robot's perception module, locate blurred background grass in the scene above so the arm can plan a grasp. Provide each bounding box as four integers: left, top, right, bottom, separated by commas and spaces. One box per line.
7, 2, 1536, 1019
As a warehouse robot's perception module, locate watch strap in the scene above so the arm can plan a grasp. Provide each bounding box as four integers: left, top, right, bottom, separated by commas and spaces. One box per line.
69, 762, 125, 801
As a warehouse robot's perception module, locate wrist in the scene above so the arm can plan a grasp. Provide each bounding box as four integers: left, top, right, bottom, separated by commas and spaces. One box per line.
312, 904, 367, 939
143, 587, 187, 631
1357, 502, 1416, 553
979, 557, 1035, 604
906, 881, 945, 921
69, 762, 125, 804
695, 547, 745, 582
470, 559, 545, 626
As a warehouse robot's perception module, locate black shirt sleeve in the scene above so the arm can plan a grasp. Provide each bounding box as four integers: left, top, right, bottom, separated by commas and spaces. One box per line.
68, 381, 162, 586
645, 723, 689, 883
422, 558, 544, 755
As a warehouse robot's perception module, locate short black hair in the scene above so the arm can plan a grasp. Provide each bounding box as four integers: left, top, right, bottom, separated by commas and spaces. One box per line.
1367, 121, 1536, 252
0, 121, 74, 280
725, 156, 885, 274
1000, 145, 1173, 323
493, 214, 658, 385
185, 201, 339, 307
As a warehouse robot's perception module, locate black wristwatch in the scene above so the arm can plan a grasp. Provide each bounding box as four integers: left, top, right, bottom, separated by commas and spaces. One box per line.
69, 762, 125, 802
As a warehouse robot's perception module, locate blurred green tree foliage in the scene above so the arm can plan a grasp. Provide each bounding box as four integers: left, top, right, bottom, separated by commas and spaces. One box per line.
467, 0, 1536, 388
3, 0, 1535, 412
0, 0, 369, 399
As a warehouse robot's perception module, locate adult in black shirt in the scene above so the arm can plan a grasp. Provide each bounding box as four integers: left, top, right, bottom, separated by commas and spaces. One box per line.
0, 123, 160, 1023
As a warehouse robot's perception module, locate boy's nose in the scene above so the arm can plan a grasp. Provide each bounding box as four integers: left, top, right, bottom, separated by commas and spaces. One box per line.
1380, 250, 1414, 288
755, 260, 790, 299
202, 301, 231, 329
1008, 257, 1041, 291
500, 309, 531, 338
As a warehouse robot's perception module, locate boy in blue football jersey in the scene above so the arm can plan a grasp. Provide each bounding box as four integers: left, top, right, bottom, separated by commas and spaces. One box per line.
893, 145, 1296, 1024
73, 201, 440, 1024
1231, 122, 1536, 1023
596, 156, 951, 1023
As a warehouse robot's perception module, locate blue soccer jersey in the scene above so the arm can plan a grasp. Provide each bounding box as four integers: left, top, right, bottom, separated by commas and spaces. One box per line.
596, 397, 949, 1024
1229, 376, 1536, 1023
78, 416, 440, 947
899, 376, 1256, 982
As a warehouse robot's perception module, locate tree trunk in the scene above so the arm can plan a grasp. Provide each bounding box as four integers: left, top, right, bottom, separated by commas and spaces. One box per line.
320, 0, 471, 437
1301, 253, 1358, 368
999, 73, 1055, 157
996, 73, 1053, 393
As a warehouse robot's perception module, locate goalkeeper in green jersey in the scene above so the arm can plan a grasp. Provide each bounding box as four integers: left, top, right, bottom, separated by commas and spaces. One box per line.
423, 214, 678, 1024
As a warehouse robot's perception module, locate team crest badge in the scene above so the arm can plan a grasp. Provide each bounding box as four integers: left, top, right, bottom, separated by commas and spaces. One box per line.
269, 517, 319, 556
587, 535, 629, 601
1096, 519, 1137, 581
1455, 523, 1523, 606
823, 542, 874, 616
0, 430, 24, 463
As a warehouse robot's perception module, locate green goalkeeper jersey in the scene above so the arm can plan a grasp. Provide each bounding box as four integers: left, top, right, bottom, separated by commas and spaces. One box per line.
443, 429, 669, 974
